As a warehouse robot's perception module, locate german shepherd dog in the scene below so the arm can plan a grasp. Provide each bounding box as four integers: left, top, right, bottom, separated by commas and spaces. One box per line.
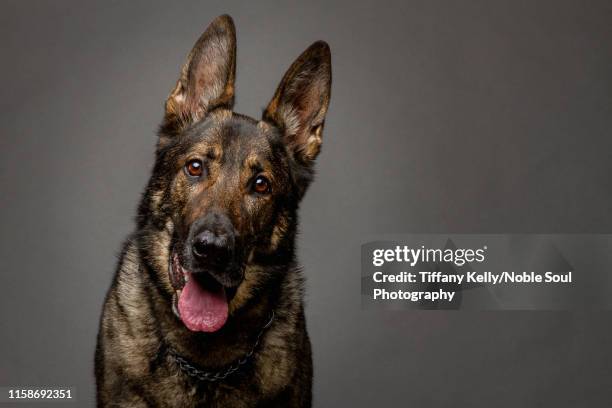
95, 15, 331, 407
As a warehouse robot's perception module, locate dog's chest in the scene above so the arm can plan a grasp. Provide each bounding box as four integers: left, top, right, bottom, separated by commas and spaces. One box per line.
146, 357, 279, 408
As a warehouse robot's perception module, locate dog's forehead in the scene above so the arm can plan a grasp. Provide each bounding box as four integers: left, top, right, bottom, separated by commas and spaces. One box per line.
185, 112, 273, 160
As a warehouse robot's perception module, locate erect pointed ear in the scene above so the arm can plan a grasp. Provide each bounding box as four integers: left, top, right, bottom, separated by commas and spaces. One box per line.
162, 15, 236, 136
263, 41, 331, 163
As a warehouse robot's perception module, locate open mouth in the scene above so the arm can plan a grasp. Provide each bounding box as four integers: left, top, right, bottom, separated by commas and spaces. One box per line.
170, 252, 237, 333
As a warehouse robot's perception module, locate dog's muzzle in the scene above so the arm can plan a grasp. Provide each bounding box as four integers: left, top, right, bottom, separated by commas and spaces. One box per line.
169, 211, 244, 333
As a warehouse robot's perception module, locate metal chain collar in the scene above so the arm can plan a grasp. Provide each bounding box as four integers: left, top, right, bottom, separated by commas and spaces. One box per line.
167, 310, 275, 382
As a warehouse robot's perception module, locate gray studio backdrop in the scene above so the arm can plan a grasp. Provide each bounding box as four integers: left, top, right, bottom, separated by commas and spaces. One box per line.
1, 1, 611, 406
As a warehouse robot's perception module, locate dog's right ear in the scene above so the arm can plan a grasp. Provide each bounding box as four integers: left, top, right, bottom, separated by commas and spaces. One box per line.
160, 15, 236, 138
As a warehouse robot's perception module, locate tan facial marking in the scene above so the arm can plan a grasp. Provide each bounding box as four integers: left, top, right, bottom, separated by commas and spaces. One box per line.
229, 264, 263, 313
269, 213, 289, 252
244, 153, 260, 170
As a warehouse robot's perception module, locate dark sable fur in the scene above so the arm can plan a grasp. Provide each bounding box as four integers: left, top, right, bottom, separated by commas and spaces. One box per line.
95, 15, 331, 407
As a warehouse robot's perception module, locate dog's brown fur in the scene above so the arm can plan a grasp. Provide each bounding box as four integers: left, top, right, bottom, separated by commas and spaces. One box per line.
95, 15, 331, 407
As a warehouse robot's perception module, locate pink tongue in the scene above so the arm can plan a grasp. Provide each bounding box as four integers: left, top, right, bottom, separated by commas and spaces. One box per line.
178, 274, 228, 332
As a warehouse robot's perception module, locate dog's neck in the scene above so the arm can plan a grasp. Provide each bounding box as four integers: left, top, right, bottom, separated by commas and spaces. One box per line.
162, 309, 275, 382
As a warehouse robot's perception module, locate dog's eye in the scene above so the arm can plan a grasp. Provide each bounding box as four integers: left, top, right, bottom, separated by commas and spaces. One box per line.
253, 175, 271, 194
185, 159, 204, 177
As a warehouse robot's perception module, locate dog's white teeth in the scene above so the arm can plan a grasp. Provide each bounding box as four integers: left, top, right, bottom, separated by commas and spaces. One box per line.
184, 274, 190, 282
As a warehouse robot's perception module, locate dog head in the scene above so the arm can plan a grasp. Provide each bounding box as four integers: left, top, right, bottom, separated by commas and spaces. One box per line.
139, 15, 331, 333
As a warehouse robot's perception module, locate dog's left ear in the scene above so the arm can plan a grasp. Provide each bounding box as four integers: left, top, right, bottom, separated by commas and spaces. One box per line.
263, 41, 331, 164
162, 15, 236, 137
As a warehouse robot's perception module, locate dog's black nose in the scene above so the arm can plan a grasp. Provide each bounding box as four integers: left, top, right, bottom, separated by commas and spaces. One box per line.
190, 212, 235, 268
192, 230, 231, 265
